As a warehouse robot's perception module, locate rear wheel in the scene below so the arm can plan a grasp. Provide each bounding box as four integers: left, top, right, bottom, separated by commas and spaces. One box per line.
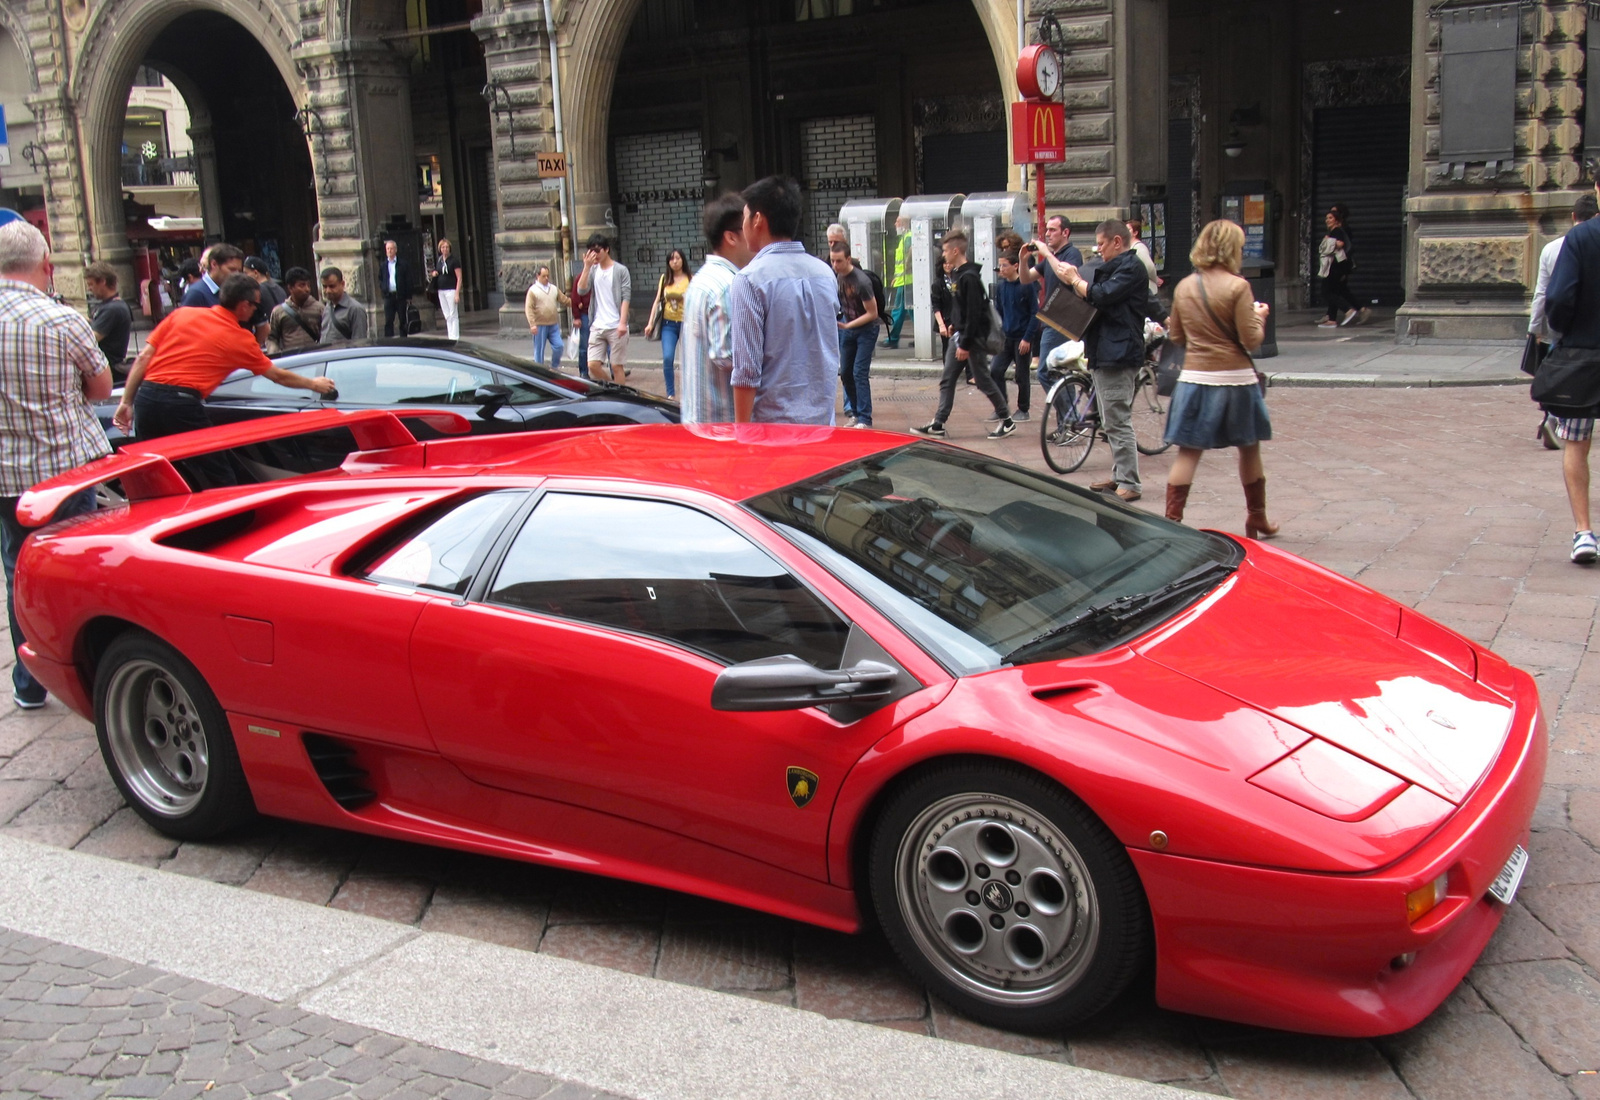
869, 761, 1149, 1033
1040, 376, 1096, 474
1133, 367, 1171, 457
94, 632, 255, 840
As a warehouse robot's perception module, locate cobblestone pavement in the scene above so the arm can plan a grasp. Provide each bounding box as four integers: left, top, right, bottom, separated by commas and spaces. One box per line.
0, 927, 624, 1100
0, 383, 1596, 1098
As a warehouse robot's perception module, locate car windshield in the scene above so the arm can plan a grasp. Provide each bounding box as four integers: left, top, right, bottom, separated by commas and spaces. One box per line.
745, 444, 1242, 674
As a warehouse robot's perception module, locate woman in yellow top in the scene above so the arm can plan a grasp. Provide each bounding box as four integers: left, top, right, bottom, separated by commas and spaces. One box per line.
1162, 219, 1277, 538
646, 249, 692, 398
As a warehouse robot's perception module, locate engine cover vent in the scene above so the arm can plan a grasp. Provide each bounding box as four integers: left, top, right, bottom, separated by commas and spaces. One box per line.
302, 734, 376, 810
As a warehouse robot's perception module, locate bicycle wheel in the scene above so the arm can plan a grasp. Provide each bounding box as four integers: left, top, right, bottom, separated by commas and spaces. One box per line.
1040, 376, 1096, 474
1132, 367, 1172, 456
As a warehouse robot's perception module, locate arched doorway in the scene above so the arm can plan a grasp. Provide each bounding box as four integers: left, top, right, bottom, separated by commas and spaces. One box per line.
75, 0, 313, 282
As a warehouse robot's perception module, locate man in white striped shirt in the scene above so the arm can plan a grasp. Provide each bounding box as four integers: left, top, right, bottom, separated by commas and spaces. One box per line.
0, 220, 113, 708
680, 194, 753, 425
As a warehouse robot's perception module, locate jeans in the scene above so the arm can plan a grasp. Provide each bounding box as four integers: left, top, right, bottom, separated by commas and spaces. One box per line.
133, 382, 235, 489
532, 324, 564, 372
933, 332, 1008, 427
886, 286, 909, 347
660, 319, 681, 397
576, 313, 592, 378
990, 335, 1032, 414
1093, 363, 1141, 492
2, 488, 96, 704
838, 321, 877, 426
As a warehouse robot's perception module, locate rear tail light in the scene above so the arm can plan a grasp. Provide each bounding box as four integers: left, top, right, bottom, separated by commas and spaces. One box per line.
1405, 873, 1449, 923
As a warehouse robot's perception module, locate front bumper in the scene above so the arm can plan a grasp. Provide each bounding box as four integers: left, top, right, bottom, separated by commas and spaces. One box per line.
1134, 671, 1547, 1037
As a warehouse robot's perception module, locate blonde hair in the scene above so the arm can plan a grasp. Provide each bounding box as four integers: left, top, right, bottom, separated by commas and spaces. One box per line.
1190, 219, 1244, 274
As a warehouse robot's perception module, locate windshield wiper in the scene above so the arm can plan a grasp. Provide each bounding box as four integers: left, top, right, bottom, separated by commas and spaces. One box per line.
1004, 559, 1237, 664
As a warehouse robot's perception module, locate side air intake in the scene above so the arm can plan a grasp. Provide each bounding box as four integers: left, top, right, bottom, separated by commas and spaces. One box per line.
302, 734, 376, 810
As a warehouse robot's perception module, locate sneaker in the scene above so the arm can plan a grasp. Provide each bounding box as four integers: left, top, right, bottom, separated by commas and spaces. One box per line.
909, 423, 947, 438
1012, 409, 1030, 422
987, 419, 1018, 439
1339, 309, 1359, 327
12, 694, 44, 711
852, 421, 871, 429
983, 411, 1009, 423
1316, 319, 1338, 329
1354, 307, 1372, 326
1574, 531, 1598, 564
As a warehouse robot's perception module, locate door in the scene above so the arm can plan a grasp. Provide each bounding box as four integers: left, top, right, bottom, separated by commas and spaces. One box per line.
322, 353, 573, 437
409, 490, 913, 881
1312, 104, 1409, 308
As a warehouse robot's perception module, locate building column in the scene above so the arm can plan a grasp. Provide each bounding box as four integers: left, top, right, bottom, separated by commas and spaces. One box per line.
185, 123, 226, 240
1400, 0, 1584, 341
473, 7, 563, 336
293, 40, 420, 317
20, 0, 95, 304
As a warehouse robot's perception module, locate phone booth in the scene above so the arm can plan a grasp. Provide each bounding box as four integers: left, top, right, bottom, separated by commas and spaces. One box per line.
961, 192, 1033, 294
839, 197, 901, 281
901, 194, 964, 361
1219, 182, 1279, 358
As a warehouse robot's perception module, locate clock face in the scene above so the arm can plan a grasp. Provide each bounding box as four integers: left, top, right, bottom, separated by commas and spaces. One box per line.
1036, 48, 1061, 97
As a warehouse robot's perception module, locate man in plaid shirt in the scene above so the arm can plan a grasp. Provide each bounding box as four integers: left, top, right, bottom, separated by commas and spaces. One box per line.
0, 220, 113, 708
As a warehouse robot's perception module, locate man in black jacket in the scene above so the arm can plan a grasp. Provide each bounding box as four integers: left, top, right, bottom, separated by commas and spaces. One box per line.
1042, 219, 1153, 501
1543, 193, 1600, 563
911, 230, 1016, 440
378, 239, 415, 338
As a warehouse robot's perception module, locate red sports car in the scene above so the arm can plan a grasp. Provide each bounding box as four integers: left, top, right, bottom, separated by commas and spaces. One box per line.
13, 410, 1543, 1037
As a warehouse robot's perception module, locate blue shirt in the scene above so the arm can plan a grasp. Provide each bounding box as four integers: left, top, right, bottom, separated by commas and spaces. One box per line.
180, 274, 220, 309
994, 276, 1037, 339
730, 241, 837, 425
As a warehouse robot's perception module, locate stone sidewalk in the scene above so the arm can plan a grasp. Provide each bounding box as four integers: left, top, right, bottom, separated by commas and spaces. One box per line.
0, 383, 1596, 1098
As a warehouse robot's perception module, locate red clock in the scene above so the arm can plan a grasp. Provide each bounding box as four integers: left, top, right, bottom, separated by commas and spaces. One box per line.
1017, 43, 1062, 101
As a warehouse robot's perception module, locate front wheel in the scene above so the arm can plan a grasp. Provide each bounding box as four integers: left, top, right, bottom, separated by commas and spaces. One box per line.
869, 762, 1149, 1033
1040, 376, 1096, 474
94, 631, 256, 840
1133, 367, 1171, 456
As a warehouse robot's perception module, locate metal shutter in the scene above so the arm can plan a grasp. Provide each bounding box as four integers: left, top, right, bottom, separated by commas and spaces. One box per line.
1165, 118, 1194, 279
1311, 104, 1409, 307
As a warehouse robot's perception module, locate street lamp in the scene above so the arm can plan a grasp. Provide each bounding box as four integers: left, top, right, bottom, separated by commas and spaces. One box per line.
482, 81, 520, 158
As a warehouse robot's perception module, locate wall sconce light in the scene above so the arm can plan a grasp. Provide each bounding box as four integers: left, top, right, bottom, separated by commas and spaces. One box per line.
20, 142, 55, 207
1223, 104, 1262, 159
482, 81, 520, 157
701, 142, 740, 190
293, 105, 334, 194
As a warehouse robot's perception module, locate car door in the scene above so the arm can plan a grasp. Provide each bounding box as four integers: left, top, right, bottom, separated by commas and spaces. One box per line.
408, 489, 919, 882
323, 353, 545, 437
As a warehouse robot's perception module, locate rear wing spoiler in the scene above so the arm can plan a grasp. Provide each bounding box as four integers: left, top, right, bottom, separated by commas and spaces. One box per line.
16, 408, 470, 527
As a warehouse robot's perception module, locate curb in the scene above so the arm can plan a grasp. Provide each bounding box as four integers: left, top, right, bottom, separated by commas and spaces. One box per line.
0, 836, 1201, 1100
862, 364, 1532, 389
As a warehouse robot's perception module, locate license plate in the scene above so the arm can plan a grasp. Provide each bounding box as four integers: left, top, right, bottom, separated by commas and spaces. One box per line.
1487, 845, 1529, 905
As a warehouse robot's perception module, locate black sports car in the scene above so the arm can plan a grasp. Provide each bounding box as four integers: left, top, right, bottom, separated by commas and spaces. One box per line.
96, 338, 678, 487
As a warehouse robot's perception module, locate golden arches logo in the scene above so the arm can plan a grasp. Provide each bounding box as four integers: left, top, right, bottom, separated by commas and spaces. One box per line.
1033, 106, 1058, 148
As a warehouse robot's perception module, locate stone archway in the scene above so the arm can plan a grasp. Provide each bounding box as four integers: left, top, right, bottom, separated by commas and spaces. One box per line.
71, 0, 305, 270
554, 0, 1021, 235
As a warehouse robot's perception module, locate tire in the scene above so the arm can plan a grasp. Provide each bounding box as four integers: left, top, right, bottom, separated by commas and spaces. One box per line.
93, 631, 256, 840
868, 761, 1149, 1033
1133, 368, 1172, 457
1039, 376, 1096, 474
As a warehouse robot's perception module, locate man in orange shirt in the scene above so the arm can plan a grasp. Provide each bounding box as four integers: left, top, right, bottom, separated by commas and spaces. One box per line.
113, 273, 334, 486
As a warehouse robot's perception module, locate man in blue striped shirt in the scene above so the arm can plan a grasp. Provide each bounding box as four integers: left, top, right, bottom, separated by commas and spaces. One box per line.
681, 194, 753, 425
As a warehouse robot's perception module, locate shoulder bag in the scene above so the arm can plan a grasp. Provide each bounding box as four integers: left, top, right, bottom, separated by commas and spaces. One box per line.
1531, 344, 1600, 415
1194, 274, 1268, 397
645, 276, 665, 341
1520, 333, 1548, 377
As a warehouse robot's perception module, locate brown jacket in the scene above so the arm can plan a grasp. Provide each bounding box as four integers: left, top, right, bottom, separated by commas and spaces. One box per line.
1167, 270, 1264, 371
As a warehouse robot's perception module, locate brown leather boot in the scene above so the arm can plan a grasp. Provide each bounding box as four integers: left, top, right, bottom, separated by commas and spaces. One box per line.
1165, 483, 1190, 523
1243, 477, 1279, 539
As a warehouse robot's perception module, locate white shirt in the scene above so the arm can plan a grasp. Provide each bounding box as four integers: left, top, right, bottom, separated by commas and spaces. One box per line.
591, 265, 619, 330
387, 259, 398, 293
1530, 237, 1565, 343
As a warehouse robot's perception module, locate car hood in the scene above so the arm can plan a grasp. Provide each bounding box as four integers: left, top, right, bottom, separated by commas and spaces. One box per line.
1138, 555, 1512, 808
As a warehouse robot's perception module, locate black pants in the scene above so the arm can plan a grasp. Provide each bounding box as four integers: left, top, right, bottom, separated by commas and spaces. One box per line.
133, 382, 236, 489
934, 333, 1008, 427
384, 294, 409, 337
1323, 264, 1360, 320
989, 335, 1033, 413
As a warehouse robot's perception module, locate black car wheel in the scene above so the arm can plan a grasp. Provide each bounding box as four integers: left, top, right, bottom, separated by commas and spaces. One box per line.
869, 761, 1148, 1033
94, 631, 256, 840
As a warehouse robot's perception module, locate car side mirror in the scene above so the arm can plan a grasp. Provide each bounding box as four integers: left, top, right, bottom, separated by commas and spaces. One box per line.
474, 384, 513, 407
711, 654, 900, 712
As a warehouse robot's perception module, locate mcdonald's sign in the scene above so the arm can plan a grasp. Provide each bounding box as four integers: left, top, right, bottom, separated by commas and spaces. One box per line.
1011, 101, 1065, 165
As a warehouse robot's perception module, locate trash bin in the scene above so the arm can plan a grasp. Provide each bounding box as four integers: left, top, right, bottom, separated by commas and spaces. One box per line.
1240, 259, 1277, 359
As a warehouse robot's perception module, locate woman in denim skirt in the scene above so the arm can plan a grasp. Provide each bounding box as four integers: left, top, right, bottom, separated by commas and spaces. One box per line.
1161, 220, 1278, 538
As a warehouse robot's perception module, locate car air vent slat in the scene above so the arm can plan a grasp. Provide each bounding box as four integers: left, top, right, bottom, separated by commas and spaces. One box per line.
302, 733, 376, 810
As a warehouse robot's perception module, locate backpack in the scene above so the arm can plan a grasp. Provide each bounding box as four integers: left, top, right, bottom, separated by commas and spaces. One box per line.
862, 267, 890, 322
981, 284, 1006, 356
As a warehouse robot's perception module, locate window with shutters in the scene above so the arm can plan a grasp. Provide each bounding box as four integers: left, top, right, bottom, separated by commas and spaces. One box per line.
1437, 4, 1518, 168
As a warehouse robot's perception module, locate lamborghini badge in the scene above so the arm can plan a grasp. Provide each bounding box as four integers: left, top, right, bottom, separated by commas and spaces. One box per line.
786, 766, 820, 808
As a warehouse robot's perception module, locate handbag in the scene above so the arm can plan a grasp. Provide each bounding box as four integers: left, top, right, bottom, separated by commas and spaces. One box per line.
1194, 274, 1268, 397
645, 276, 665, 341
981, 298, 1006, 356
1520, 333, 1549, 377
1531, 345, 1600, 414
1154, 339, 1185, 397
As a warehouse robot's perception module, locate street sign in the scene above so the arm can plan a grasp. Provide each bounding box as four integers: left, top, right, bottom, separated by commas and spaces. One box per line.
536, 151, 566, 178
1011, 101, 1065, 165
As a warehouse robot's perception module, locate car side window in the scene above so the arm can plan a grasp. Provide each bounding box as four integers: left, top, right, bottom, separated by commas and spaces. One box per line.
364, 490, 526, 595
326, 357, 496, 405
211, 363, 319, 400
491, 370, 563, 406
487, 493, 851, 669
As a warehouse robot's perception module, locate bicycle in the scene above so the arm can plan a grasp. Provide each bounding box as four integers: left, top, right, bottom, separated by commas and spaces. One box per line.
1039, 341, 1171, 475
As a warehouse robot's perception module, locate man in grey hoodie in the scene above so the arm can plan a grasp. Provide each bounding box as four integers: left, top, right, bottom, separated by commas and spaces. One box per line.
577, 233, 632, 384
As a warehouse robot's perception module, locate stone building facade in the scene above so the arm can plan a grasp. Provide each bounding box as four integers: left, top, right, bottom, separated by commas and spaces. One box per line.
0, 0, 1588, 342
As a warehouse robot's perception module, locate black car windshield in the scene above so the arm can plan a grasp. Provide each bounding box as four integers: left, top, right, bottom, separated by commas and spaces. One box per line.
745, 444, 1242, 674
